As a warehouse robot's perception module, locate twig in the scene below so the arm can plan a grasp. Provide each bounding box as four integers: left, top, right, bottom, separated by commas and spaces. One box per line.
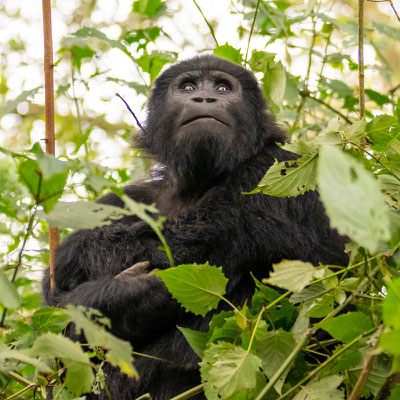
192, 0, 219, 46
168, 384, 204, 400
301, 90, 352, 124
0, 207, 37, 327
244, 0, 261, 65
115, 93, 147, 133
42, 0, 59, 293
358, 0, 366, 122
278, 327, 378, 400
348, 326, 384, 400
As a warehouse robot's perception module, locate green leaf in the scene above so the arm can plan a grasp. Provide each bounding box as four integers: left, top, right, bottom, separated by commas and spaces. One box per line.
343, 120, 367, 143
254, 141, 318, 197
0, 86, 41, 116
367, 115, 400, 155
306, 294, 334, 318
265, 260, 324, 292
201, 342, 262, 398
65, 306, 137, 378
0, 345, 51, 373
388, 386, 400, 400
319, 312, 373, 344
137, 51, 176, 83
73, 27, 127, 51
28, 333, 94, 395
132, 0, 164, 18
155, 263, 228, 316
292, 375, 344, 400
348, 353, 391, 398
0, 270, 21, 308
32, 307, 69, 334
39, 201, 133, 229
318, 145, 391, 254
213, 44, 243, 64
326, 347, 362, 375
18, 158, 68, 212
382, 278, 400, 330
179, 327, 210, 358
256, 330, 296, 394
262, 61, 286, 113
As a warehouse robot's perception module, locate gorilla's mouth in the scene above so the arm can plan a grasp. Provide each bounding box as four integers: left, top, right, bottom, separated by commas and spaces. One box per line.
182, 115, 229, 127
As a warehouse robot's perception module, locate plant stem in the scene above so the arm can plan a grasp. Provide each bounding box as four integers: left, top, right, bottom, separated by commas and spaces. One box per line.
0, 207, 37, 327
42, 0, 59, 293
350, 141, 400, 182
168, 384, 204, 400
348, 326, 384, 400
255, 331, 311, 400
192, 0, 219, 46
278, 327, 378, 400
245, 0, 261, 65
358, 0, 366, 121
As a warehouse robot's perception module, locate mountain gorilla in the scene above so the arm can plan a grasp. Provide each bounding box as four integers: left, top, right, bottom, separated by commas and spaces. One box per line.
42, 55, 348, 399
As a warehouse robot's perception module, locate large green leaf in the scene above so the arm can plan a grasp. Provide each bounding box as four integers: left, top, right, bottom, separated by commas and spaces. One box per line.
256, 330, 296, 394
201, 342, 262, 398
39, 201, 132, 229
65, 306, 137, 378
32, 307, 69, 334
28, 333, 94, 396
213, 44, 243, 64
319, 312, 373, 344
293, 375, 344, 400
254, 141, 318, 197
318, 145, 391, 253
132, 0, 164, 18
0, 345, 51, 372
155, 263, 228, 316
0, 270, 21, 309
265, 260, 324, 292
262, 61, 286, 113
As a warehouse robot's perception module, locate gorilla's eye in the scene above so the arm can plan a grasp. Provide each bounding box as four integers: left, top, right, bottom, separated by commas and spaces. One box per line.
215, 82, 231, 93
180, 82, 197, 91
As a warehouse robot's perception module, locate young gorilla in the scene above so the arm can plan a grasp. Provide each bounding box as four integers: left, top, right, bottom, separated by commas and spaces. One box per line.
43, 55, 348, 399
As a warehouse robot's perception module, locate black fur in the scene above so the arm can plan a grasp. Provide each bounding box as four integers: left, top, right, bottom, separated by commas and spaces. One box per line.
42, 55, 348, 399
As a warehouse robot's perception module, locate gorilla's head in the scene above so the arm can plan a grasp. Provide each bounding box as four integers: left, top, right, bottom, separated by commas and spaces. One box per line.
136, 55, 285, 194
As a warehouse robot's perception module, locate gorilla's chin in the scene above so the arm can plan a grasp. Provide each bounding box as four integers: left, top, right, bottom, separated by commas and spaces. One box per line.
169, 130, 234, 195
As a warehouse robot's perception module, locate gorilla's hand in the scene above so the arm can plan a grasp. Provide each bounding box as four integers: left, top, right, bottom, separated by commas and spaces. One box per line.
116, 261, 152, 278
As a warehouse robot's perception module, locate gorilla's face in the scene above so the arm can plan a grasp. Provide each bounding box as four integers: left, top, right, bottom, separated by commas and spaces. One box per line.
166, 70, 242, 144
138, 55, 285, 194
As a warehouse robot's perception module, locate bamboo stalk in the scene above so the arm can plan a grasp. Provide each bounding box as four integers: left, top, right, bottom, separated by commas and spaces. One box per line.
42, 0, 58, 292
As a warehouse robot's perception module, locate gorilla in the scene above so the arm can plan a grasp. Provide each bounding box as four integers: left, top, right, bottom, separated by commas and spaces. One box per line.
42, 55, 348, 399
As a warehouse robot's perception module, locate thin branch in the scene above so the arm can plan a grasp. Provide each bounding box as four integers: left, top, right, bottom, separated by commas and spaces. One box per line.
348, 326, 384, 400
168, 384, 204, 400
116, 93, 147, 133
278, 327, 378, 400
245, 0, 261, 65
358, 0, 366, 121
302, 90, 353, 124
390, 0, 400, 22
0, 207, 37, 327
192, 0, 219, 46
42, 0, 59, 293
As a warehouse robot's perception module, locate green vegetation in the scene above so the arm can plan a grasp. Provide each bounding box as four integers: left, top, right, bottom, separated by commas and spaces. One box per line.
1, 0, 400, 398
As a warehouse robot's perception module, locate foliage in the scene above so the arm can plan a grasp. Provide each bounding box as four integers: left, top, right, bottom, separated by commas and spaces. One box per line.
1, 0, 400, 399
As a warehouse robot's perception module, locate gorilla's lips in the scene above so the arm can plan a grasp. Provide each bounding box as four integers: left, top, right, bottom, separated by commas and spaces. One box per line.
181, 115, 229, 127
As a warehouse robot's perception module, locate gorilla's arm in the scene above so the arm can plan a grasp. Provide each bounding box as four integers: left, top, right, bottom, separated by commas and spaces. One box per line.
42, 183, 179, 346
